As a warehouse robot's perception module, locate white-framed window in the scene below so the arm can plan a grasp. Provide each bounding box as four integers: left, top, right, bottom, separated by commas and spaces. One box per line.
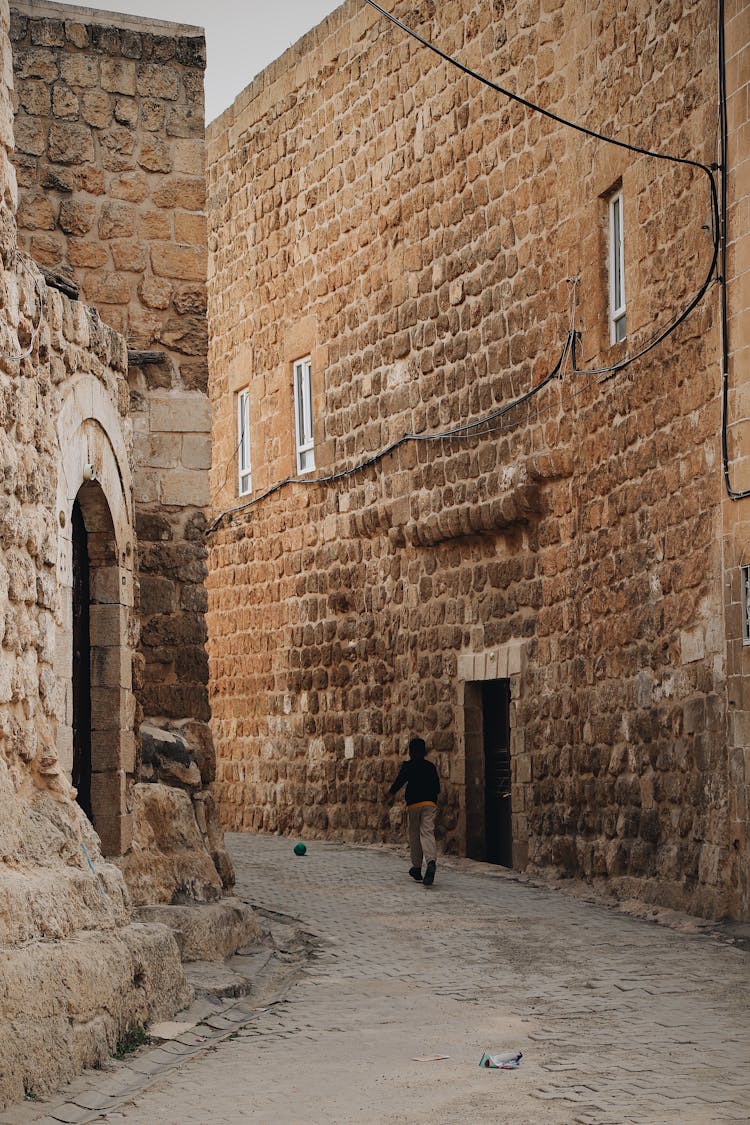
293, 356, 315, 474
742, 565, 750, 646
236, 388, 252, 496
608, 189, 626, 344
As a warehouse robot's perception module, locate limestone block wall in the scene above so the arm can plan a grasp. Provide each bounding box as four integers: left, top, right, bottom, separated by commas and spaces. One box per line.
722, 0, 750, 921
10, 0, 211, 728
207, 0, 747, 919
0, 0, 189, 1103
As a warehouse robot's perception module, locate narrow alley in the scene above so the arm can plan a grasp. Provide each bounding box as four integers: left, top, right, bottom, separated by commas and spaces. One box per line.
13, 833, 750, 1125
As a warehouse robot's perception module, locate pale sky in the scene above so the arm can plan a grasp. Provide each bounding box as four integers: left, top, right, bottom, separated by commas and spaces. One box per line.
53, 1, 346, 122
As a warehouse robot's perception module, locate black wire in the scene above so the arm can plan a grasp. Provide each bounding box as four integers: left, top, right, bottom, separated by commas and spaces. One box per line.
364, 0, 721, 384
206, 2, 726, 535
717, 0, 742, 499
206, 335, 572, 535
363, 0, 713, 175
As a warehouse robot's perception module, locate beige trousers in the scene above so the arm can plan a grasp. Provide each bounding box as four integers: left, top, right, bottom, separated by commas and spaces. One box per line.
408, 804, 437, 867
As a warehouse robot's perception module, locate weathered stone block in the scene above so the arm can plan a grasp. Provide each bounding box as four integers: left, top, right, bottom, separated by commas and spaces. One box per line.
182, 433, 211, 470
151, 242, 205, 282
51, 81, 77, 119
13, 111, 46, 154
60, 53, 98, 87
136, 63, 179, 100
81, 89, 111, 128
18, 76, 50, 115
172, 138, 203, 176
140, 575, 177, 614
17, 191, 54, 230
100, 57, 135, 95
48, 121, 94, 163
152, 175, 204, 210
161, 468, 210, 508
139, 273, 172, 309
68, 238, 107, 267
98, 200, 135, 239
111, 239, 147, 272
58, 197, 96, 235
138, 136, 172, 173
150, 393, 211, 433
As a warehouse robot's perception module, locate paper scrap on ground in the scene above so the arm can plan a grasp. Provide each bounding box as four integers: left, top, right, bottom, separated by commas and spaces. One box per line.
479, 1050, 523, 1069
149, 1021, 199, 1040
412, 1054, 450, 1062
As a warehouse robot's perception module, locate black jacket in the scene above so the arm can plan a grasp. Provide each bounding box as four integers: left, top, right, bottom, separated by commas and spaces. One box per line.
389, 758, 440, 807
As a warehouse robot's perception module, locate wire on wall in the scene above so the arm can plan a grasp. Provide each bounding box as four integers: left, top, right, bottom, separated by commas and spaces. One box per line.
207, 0, 727, 535
363, 0, 720, 383
206, 333, 574, 535
717, 0, 744, 499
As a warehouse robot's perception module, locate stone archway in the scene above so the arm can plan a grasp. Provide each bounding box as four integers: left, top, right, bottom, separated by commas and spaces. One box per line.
56, 376, 136, 856
71, 480, 129, 851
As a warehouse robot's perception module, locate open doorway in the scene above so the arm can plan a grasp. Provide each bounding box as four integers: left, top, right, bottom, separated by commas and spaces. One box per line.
465, 678, 513, 866
69, 480, 128, 853
71, 498, 92, 820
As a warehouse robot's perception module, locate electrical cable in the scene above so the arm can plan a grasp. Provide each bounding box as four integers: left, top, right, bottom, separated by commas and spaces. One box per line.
364, 0, 720, 383
206, 333, 573, 535
207, 1, 727, 534
717, 0, 743, 499
363, 0, 710, 173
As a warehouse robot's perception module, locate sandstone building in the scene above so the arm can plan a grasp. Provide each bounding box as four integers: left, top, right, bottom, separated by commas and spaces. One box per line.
207, 0, 750, 922
0, 0, 237, 1108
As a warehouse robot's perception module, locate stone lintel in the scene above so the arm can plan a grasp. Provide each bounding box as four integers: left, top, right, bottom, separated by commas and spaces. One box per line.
457, 642, 527, 682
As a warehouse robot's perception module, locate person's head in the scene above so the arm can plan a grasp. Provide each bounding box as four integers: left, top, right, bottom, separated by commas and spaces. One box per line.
408, 737, 427, 760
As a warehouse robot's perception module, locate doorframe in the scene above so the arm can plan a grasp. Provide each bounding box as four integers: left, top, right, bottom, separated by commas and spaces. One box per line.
456, 642, 528, 868
55, 375, 136, 856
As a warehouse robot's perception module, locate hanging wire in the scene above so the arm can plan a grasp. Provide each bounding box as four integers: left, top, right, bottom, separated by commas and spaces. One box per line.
363, 0, 720, 383
207, 334, 573, 535
716, 0, 744, 499
207, 1, 725, 534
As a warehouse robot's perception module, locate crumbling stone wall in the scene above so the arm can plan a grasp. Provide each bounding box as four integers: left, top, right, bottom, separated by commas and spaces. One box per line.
722, 0, 750, 922
207, 0, 747, 919
0, 0, 190, 1105
10, 0, 211, 732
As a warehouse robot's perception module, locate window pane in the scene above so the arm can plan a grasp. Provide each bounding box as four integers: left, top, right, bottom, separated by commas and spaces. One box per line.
293, 358, 315, 474
295, 365, 306, 446
237, 391, 251, 494
299, 448, 314, 473
612, 197, 622, 310
301, 361, 313, 446
609, 190, 626, 345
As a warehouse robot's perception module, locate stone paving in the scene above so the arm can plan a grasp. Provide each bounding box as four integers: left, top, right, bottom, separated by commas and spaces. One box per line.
7, 834, 750, 1124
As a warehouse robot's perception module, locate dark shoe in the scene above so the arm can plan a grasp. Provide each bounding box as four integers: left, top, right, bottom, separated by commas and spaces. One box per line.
423, 860, 436, 887
408, 866, 423, 881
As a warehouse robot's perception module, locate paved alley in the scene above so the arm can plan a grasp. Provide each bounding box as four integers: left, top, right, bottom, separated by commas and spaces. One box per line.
22, 835, 750, 1124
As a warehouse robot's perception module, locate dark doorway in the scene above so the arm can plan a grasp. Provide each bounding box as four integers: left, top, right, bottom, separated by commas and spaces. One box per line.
482, 679, 512, 867
71, 498, 92, 821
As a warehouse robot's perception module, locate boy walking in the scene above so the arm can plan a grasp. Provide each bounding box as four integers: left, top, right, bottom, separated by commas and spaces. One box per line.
388, 737, 440, 886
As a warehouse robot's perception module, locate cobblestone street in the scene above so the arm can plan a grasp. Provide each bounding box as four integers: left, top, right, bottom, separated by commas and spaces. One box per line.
16, 833, 750, 1125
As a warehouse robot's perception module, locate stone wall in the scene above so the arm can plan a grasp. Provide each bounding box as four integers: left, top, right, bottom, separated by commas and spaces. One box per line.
206, 0, 748, 919
0, 0, 190, 1105
722, 0, 750, 921
10, 0, 211, 731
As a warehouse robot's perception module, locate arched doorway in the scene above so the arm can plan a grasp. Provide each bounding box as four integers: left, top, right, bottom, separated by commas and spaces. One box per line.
69, 479, 131, 854
71, 497, 92, 820
56, 375, 137, 856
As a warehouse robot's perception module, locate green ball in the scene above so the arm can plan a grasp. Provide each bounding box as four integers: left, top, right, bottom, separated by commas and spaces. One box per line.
293, 842, 307, 856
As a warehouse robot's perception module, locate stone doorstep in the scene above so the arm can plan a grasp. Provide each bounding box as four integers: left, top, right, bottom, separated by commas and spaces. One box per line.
19, 1002, 268, 1125
14, 918, 310, 1125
